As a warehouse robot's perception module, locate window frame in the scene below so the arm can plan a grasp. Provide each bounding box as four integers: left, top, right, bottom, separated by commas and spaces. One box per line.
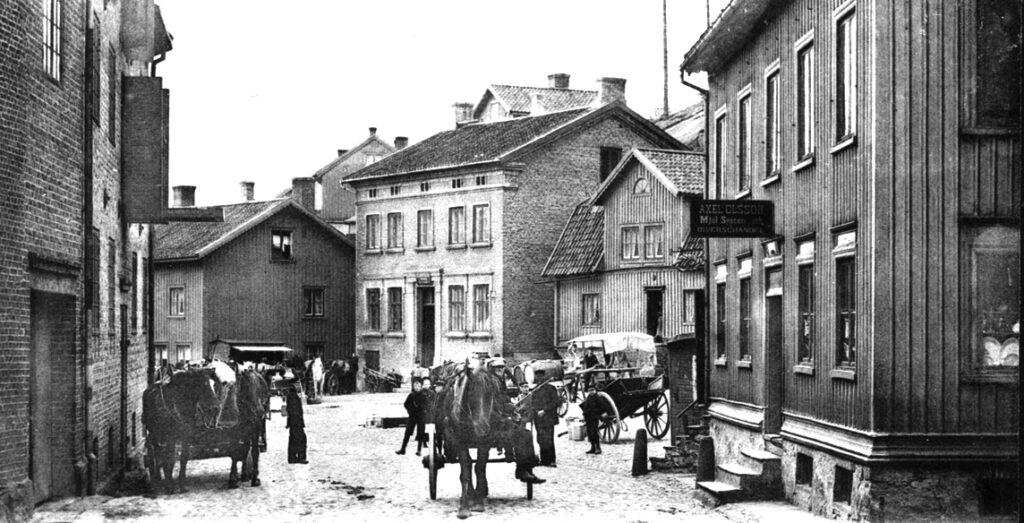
736, 84, 752, 195
365, 214, 381, 251
794, 30, 816, 164
796, 240, 816, 369
366, 288, 382, 332
271, 229, 293, 261
764, 60, 781, 179
448, 206, 466, 246
471, 203, 491, 245
715, 264, 728, 363
834, 1, 857, 145
961, 0, 1022, 131
713, 105, 728, 198
833, 231, 857, 372
472, 284, 491, 332
168, 286, 185, 317
449, 285, 466, 332
621, 225, 641, 261
738, 257, 753, 363
43, 0, 63, 82
386, 212, 403, 250
303, 287, 325, 318
387, 287, 403, 332
599, 146, 623, 182
107, 43, 117, 143
582, 293, 601, 326
643, 224, 664, 260
416, 209, 434, 249
961, 219, 1020, 382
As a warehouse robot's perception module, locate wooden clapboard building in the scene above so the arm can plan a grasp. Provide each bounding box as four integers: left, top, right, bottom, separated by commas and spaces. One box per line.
682, 0, 1020, 520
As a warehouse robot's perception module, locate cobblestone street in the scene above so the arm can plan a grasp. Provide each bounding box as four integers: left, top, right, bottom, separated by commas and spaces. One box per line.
33, 393, 826, 523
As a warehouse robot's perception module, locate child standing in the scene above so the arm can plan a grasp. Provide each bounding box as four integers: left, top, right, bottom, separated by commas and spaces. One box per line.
396, 380, 425, 455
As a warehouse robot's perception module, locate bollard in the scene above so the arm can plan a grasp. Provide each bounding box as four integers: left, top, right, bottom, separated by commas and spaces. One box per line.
632, 429, 649, 476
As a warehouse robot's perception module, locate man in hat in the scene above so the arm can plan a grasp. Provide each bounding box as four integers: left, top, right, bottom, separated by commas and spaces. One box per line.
530, 380, 562, 466
580, 386, 609, 455
285, 379, 308, 464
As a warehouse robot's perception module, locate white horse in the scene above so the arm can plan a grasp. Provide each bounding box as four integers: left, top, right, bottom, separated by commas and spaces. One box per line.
310, 357, 325, 399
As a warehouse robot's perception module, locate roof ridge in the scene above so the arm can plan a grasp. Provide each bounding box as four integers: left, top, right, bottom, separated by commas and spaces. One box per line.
490, 83, 597, 94
637, 147, 704, 155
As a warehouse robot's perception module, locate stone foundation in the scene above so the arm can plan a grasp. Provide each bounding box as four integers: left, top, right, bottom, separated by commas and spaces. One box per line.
0, 480, 33, 523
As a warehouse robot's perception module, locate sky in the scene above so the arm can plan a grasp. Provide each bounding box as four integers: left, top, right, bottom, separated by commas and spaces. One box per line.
157, 0, 728, 207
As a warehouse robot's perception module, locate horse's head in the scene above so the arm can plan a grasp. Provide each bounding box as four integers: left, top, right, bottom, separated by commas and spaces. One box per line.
170, 368, 222, 429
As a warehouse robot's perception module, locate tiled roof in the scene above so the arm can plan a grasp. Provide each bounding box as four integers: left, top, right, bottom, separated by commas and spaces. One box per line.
488, 84, 597, 114
542, 201, 604, 277
654, 103, 704, 151
345, 108, 591, 181
154, 199, 352, 261
637, 148, 704, 195
674, 235, 706, 272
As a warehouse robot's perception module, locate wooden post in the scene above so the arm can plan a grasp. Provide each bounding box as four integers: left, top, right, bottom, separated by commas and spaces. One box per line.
632, 429, 649, 476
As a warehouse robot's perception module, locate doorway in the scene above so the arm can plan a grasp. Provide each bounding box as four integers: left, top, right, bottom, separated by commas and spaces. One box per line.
417, 287, 436, 367
764, 268, 784, 435
645, 288, 664, 339
30, 291, 76, 503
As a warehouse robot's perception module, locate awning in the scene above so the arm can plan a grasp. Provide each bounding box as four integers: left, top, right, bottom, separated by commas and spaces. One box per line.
231, 346, 292, 353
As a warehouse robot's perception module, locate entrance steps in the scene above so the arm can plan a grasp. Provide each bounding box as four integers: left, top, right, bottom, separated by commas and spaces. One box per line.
696, 445, 783, 506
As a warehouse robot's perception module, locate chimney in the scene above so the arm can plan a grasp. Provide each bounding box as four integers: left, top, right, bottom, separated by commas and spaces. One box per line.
337, 149, 349, 157
595, 77, 627, 106
452, 102, 474, 126
291, 177, 316, 211
172, 185, 196, 207
548, 73, 570, 89
369, 127, 377, 136
529, 92, 547, 116
394, 136, 409, 150
240, 181, 254, 202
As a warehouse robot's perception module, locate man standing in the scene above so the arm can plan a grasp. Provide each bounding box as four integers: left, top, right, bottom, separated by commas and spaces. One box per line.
580, 386, 609, 455
285, 380, 308, 464
531, 381, 562, 466
397, 380, 425, 455
583, 348, 600, 389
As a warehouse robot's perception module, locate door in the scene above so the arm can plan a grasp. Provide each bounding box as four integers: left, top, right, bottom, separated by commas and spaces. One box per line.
764, 268, 784, 435
645, 288, 664, 339
417, 287, 436, 367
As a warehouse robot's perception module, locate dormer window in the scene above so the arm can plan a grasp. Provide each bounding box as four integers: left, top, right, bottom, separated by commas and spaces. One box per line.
271, 230, 293, 261
633, 177, 649, 195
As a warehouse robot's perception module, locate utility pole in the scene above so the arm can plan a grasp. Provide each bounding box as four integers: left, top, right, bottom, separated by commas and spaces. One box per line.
662, 0, 670, 118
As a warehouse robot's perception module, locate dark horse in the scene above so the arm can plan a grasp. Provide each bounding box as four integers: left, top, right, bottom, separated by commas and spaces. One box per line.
142, 366, 269, 493
432, 362, 543, 519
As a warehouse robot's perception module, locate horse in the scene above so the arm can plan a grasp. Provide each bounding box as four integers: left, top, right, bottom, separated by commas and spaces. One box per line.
310, 357, 324, 399
142, 365, 269, 493
431, 361, 544, 519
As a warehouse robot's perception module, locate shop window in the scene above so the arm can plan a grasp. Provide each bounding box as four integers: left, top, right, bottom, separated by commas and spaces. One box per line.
963, 222, 1019, 374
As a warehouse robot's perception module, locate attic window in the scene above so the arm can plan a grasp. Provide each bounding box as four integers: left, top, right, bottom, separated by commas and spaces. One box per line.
452, 178, 463, 189
476, 175, 487, 186
633, 177, 650, 195
599, 147, 622, 181
368, 188, 378, 199
420, 182, 430, 192
390, 186, 401, 196
271, 230, 293, 261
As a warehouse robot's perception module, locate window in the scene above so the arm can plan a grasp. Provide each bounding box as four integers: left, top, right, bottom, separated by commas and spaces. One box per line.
643, 225, 663, 259
168, 287, 184, 317
449, 286, 466, 331
366, 289, 381, 331
386, 212, 403, 249
107, 44, 117, 143
303, 288, 325, 318
368, 188, 378, 199
472, 204, 490, 244
271, 230, 292, 260
476, 175, 487, 186
795, 453, 813, 485
155, 344, 168, 365
449, 207, 465, 245
621, 226, 640, 260
472, 284, 490, 331
390, 185, 401, 196
43, 0, 62, 81
716, 280, 727, 360
964, 223, 1019, 369
798, 258, 815, 365
365, 214, 381, 250
737, 90, 751, 193
107, 238, 116, 333
451, 178, 463, 189
364, 154, 382, 166
835, 254, 856, 367
420, 182, 430, 192
417, 210, 433, 248
387, 287, 403, 331
714, 110, 727, 198
833, 466, 853, 504
765, 68, 781, 175
87, 227, 100, 329
682, 291, 696, 325
599, 147, 622, 181
968, 0, 1021, 128
739, 266, 752, 361
89, 14, 100, 123
131, 253, 138, 333
835, 5, 857, 141
488, 101, 503, 121
796, 34, 815, 160
633, 177, 649, 195
582, 294, 600, 325
175, 344, 191, 364
141, 257, 148, 333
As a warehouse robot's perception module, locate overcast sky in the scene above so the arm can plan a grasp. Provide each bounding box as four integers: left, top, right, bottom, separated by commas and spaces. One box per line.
157, 0, 727, 206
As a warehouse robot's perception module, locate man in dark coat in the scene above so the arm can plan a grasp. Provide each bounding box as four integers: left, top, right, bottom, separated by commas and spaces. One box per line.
397, 380, 425, 455
580, 386, 609, 455
285, 380, 308, 464
583, 349, 601, 389
529, 381, 562, 466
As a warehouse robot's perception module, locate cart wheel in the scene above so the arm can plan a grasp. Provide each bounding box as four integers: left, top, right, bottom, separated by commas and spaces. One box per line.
325, 374, 340, 396
643, 390, 670, 440
556, 388, 569, 417
596, 391, 620, 444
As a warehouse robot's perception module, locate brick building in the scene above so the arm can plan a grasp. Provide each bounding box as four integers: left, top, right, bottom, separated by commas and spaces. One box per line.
312, 127, 403, 232
682, 0, 1020, 519
344, 79, 683, 377
153, 182, 356, 366
0, 0, 204, 511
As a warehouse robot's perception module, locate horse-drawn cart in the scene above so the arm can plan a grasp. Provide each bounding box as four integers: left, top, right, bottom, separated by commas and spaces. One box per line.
423, 423, 535, 503
565, 332, 670, 443
364, 367, 403, 392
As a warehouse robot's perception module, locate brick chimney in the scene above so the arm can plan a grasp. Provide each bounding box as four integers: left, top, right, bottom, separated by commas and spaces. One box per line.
337, 149, 349, 157
548, 73, 570, 89
529, 92, 547, 116
240, 181, 254, 202
369, 127, 377, 136
172, 185, 195, 207
453, 102, 474, 126
595, 77, 627, 106
394, 136, 409, 150
291, 177, 316, 211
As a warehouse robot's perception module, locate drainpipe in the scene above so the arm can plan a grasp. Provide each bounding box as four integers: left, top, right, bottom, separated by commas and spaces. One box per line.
681, 73, 710, 407
437, 268, 443, 367
78, 0, 95, 497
